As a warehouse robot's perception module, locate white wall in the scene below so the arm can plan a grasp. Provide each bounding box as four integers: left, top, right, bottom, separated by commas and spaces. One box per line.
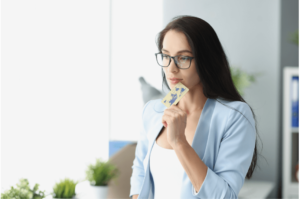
162, 0, 281, 198
110, 0, 163, 141
1, 0, 110, 194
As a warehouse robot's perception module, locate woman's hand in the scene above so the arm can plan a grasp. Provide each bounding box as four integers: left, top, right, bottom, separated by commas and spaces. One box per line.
132, 194, 138, 199
162, 104, 188, 148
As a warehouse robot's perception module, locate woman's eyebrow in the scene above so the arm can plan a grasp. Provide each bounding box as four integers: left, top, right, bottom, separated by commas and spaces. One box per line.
162, 48, 192, 54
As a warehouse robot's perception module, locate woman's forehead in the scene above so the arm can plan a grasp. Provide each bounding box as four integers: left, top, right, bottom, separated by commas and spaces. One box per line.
162, 30, 192, 53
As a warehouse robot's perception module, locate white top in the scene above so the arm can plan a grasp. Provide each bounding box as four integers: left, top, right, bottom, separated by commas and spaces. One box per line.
150, 140, 186, 199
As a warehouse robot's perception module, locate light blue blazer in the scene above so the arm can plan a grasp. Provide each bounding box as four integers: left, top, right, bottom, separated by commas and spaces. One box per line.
129, 97, 256, 199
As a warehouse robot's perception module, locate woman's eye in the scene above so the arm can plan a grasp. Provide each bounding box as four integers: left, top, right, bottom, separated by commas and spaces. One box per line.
163, 55, 170, 59
179, 56, 188, 61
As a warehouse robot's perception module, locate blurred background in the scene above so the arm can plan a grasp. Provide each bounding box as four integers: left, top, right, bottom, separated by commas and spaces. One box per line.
1, 0, 299, 199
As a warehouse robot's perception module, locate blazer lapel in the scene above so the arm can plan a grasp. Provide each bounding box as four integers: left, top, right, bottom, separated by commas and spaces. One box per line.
139, 100, 166, 198
139, 112, 164, 199
144, 113, 164, 171
190, 97, 215, 161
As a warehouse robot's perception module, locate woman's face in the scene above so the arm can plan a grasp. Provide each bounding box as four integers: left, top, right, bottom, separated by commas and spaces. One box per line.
162, 30, 201, 90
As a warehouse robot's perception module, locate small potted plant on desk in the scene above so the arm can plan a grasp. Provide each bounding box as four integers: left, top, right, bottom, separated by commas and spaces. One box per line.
52, 178, 78, 199
1, 178, 46, 199
85, 158, 119, 199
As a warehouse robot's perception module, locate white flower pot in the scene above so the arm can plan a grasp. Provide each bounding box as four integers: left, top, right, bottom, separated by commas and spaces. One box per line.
48, 196, 75, 199
89, 185, 108, 199
52, 198, 74, 199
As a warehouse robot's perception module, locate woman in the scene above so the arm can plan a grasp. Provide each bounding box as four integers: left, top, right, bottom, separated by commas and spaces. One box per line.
129, 15, 261, 199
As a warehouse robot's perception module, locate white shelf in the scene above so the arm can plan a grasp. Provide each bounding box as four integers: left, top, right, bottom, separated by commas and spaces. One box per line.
291, 127, 299, 133
282, 66, 299, 199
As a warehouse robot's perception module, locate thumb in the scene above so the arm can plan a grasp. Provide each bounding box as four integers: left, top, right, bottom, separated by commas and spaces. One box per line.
163, 121, 168, 127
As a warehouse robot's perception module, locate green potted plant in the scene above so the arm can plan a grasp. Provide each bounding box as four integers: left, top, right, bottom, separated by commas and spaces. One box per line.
85, 158, 120, 199
52, 178, 78, 199
229, 66, 263, 97
1, 178, 47, 199
289, 29, 298, 46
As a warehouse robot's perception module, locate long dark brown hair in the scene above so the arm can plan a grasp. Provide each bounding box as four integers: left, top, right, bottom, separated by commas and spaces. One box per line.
156, 15, 264, 179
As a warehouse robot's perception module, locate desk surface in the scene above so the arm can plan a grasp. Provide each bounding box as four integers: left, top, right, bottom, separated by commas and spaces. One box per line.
47, 180, 275, 199
239, 181, 274, 199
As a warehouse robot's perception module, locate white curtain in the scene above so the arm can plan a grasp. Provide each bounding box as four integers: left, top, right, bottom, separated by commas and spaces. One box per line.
110, 0, 163, 141
1, 0, 110, 193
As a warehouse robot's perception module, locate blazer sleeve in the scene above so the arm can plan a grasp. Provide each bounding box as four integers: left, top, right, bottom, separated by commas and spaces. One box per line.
192, 103, 256, 199
129, 101, 151, 198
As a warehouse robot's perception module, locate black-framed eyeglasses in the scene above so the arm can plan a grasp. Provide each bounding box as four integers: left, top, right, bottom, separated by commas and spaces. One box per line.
155, 52, 194, 69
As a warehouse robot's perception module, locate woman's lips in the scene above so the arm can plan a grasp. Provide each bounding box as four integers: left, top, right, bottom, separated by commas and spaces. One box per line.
169, 79, 181, 84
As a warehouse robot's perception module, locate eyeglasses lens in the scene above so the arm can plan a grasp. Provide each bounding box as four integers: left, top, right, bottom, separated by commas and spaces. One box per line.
156, 53, 190, 69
